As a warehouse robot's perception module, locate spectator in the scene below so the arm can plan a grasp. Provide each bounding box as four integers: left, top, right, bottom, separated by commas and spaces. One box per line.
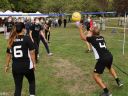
63, 18, 67, 28
4, 16, 14, 39
58, 18, 62, 27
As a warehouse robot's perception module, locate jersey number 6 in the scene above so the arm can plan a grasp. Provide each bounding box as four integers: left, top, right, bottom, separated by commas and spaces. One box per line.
14, 45, 23, 58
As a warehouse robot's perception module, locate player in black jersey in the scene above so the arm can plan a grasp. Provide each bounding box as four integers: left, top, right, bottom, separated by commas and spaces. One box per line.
77, 25, 123, 96
25, 18, 32, 35
29, 18, 45, 63
5, 22, 36, 96
4, 16, 14, 39
44, 21, 51, 43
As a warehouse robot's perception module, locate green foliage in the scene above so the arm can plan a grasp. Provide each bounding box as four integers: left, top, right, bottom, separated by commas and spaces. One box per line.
9, 0, 43, 12
0, 0, 113, 12
113, 0, 128, 15
0, 0, 127, 14
0, 0, 13, 11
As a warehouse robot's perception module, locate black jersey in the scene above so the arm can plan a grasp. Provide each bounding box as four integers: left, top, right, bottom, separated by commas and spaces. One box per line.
5, 22, 14, 32
45, 24, 50, 32
6, 35, 35, 69
25, 21, 32, 35
86, 36, 111, 59
30, 24, 43, 41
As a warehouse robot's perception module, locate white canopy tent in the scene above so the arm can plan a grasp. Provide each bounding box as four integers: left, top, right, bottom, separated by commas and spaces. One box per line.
0, 10, 49, 18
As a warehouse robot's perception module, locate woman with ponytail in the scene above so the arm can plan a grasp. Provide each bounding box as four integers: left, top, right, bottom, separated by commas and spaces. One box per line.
5, 22, 36, 96
77, 25, 123, 96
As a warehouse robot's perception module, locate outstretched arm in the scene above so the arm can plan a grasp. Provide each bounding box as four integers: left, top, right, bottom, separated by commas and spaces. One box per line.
78, 24, 87, 41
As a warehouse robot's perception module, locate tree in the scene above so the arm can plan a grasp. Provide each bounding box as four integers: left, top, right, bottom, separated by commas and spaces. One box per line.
0, 0, 115, 13
0, 0, 13, 11
94, 0, 109, 11
9, 0, 43, 12
113, 0, 128, 15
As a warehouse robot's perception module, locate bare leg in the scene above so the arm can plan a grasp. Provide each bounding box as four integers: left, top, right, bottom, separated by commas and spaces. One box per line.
85, 41, 91, 50
85, 31, 92, 51
108, 67, 117, 78
93, 73, 107, 89
108, 67, 123, 87
93, 73, 111, 95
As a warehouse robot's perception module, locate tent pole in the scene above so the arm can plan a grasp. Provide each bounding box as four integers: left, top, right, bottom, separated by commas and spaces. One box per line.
123, 12, 126, 55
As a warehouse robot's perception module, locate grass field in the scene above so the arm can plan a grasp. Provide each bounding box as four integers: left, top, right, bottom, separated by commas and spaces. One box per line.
0, 22, 128, 96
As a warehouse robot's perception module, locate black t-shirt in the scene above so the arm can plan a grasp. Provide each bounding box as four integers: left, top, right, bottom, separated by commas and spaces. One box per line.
63, 19, 67, 23
86, 22, 90, 31
86, 36, 111, 59
45, 24, 50, 32
7, 35, 35, 63
5, 22, 14, 32
25, 21, 32, 35
48, 20, 52, 27
30, 24, 43, 41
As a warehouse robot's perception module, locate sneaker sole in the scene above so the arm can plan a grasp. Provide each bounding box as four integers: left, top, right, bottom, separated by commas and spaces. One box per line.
100, 93, 112, 96
119, 84, 123, 87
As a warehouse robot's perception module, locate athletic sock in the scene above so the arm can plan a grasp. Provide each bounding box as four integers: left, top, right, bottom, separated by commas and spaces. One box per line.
103, 88, 109, 93
115, 78, 119, 83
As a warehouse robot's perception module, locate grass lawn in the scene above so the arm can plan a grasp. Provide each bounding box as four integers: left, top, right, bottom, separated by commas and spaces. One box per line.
0, 23, 128, 96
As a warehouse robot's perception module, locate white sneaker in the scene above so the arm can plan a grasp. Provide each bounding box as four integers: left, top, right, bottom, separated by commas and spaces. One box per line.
48, 53, 53, 56
116, 79, 123, 87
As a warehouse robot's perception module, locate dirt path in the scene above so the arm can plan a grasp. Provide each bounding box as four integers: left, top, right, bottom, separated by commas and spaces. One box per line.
52, 58, 97, 96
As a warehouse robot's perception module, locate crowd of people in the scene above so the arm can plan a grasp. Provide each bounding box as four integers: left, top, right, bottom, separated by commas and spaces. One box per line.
4, 16, 54, 56
3, 15, 124, 96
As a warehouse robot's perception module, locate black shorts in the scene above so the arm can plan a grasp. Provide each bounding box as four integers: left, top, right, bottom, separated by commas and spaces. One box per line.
94, 54, 113, 74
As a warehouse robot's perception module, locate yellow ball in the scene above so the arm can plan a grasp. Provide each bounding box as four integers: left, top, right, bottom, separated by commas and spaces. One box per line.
72, 12, 81, 22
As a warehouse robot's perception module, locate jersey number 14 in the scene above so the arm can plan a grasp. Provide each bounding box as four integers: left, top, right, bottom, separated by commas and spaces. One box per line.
99, 42, 106, 48
14, 45, 23, 58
